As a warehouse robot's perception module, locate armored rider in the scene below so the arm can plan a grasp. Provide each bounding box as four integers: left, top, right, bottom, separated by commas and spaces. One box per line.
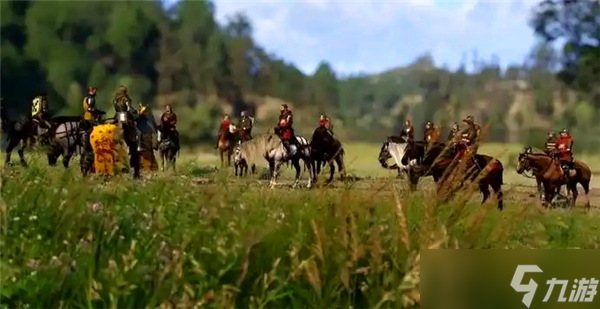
544, 131, 557, 155
275, 104, 299, 154
318, 113, 333, 135
423, 121, 441, 145
458, 115, 481, 158
216, 114, 232, 149
238, 111, 254, 142
112, 85, 142, 151
158, 104, 179, 150
555, 128, 575, 177
31, 94, 51, 129
83, 86, 105, 126
402, 118, 415, 142
447, 122, 460, 142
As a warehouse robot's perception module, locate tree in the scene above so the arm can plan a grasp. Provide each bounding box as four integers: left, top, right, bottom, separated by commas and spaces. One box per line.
530, 0, 600, 102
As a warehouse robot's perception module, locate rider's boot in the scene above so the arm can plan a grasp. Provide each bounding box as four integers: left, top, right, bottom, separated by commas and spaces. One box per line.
135, 129, 143, 152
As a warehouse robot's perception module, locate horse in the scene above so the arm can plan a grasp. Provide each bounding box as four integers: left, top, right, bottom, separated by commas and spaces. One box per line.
157, 125, 179, 172
238, 133, 314, 188
310, 126, 346, 184
402, 141, 504, 210
378, 135, 411, 178
217, 124, 237, 168
516, 147, 591, 208
106, 111, 141, 178
45, 116, 89, 168
233, 141, 256, 177
2, 115, 37, 167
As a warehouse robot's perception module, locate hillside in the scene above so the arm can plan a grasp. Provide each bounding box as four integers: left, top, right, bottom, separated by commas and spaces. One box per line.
1, 0, 599, 151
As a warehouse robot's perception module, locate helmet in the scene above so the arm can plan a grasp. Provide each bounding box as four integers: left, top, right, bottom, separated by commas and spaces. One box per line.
561, 128, 568, 134
241, 111, 247, 117
425, 121, 432, 128
464, 115, 474, 123
548, 131, 555, 136
452, 122, 458, 129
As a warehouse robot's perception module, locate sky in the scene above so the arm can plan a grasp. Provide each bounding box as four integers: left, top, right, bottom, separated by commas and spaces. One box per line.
165, 0, 543, 76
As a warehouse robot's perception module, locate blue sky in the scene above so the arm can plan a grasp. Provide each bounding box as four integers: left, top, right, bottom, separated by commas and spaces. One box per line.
166, 0, 542, 76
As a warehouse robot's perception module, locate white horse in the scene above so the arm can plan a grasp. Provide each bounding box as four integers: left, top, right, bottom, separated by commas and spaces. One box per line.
237, 133, 314, 188
377, 135, 416, 177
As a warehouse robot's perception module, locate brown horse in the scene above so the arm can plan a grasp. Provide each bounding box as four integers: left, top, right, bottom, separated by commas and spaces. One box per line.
217, 125, 236, 167
402, 141, 504, 210
516, 147, 591, 208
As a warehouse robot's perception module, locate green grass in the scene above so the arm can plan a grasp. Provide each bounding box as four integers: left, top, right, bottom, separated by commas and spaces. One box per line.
1, 143, 599, 308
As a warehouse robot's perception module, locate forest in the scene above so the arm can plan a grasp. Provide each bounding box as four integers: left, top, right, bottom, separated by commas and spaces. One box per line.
1, 0, 599, 151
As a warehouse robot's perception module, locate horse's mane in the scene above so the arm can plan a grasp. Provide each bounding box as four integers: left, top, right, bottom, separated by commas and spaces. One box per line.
237, 133, 282, 163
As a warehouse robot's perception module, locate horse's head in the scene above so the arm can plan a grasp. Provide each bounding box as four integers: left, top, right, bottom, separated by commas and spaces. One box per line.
516, 147, 533, 174
378, 142, 391, 168
233, 145, 243, 164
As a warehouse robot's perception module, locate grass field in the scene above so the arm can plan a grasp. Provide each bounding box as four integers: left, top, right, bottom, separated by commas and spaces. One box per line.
1, 142, 599, 308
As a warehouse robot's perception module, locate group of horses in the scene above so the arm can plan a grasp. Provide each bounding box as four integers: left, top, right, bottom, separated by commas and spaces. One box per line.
1, 108, 180, 176
377, 133, 592, 210
216, 125, 346, 189
3, 111, 594, 209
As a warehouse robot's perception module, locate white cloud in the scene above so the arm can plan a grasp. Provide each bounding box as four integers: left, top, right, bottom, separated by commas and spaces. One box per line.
213, 0, 543, 75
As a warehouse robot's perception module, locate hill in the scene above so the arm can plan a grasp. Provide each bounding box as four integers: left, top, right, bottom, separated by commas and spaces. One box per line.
1, 0, 599, 152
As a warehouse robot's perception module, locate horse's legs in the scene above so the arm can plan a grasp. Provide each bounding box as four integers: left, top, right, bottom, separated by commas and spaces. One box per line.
4, 138, 16, 167
227, 150, 232, 167
326, 161, 335, 184
335, 155, 346, 179
305, 160, 314, 188
62, 147, 75, 168
567, 181, 578, 208
270, 161, 281, 188
219, 150, 224, 168
160, 150, 165, 171
542, 182, 555, 208
17, 139, 28, 167
129, 145, 140, 179
292, 159, 301, 188
579, 178, 591, 210
479, 183, 491, 206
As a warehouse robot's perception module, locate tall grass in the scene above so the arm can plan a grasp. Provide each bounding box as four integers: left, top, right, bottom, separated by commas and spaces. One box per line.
1, 159, 599, 308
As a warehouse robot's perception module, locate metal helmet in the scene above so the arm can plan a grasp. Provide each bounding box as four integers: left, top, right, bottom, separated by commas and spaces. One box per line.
561, 128, 569, 134
452, 122, 459, 130
425, 121, 432, 128
241, 111, 247, 117
465, 115, 474, 123
548, 131, 555, 136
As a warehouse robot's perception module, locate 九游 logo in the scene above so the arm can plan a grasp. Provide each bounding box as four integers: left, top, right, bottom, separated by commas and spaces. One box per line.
511, 264, 598, 308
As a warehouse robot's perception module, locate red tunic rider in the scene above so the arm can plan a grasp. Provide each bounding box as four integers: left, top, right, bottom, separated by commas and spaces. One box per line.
318, 114, 333, 131
215, 115, 232, 149
555, 128, 574, 173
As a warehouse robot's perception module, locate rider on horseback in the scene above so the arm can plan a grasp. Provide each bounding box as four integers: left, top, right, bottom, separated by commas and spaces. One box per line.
423, 121, 440, 145
275, 104, 299, 155
555, 128, 575, 177
457, 115, 480, 160
238, 111, 254, 142
318, 113, 333, 135
447, 122, 459, 142
83, 87, 105, 126
544, 131, 557, 155
158, 104, 179, 150
215, 114, 232, 149
402, 118, 414, 142
112, 85, 142, 151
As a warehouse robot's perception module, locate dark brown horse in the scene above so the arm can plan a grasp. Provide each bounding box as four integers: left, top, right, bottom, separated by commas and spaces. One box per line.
402, 141, 504, 210
516, 147, 591, 208
310, 126, 346, 184
217, 125, 236, 167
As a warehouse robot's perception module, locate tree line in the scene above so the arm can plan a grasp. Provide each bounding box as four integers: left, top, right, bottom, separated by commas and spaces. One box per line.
1, 0, 598, 151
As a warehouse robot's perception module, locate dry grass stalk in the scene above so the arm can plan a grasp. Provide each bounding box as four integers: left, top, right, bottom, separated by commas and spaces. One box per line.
392, 186, 410, 251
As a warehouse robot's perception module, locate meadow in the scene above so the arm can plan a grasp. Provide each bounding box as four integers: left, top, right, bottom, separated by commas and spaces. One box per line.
1, 142, 599, 308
